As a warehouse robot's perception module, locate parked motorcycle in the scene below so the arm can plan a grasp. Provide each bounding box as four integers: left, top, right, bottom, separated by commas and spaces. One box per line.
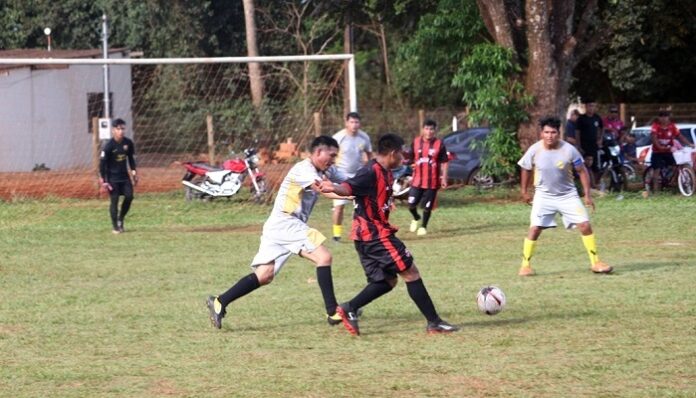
596, 132, 628, 193
182, 148, 267, 201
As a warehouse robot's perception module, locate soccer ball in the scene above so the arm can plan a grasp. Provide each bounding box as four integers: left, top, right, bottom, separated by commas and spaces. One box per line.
476, 286, 506, 315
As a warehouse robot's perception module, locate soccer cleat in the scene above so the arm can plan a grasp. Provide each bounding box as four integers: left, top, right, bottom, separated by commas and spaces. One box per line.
112, 228, 121, 235
426, 319, 460, 334
332, 236, 341, 242
409, 220, 419, 233
335, 303, 360, 336
117, 220, 125, 233
416, 227, 427, 236
327, 307, 362, 326
518, 266, 535, 276
591, 261, 613, 274
206, 296, 226, 329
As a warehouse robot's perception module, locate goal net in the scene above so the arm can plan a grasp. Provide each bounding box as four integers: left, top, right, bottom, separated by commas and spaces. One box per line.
0, 54, 354, 201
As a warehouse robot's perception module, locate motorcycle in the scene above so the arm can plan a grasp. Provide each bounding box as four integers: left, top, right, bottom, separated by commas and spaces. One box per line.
392, 164, 413, 200
596, 132, 629, 193
182, 148, 267, 201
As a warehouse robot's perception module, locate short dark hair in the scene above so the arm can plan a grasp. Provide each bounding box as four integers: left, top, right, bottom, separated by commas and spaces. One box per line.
539, 116, 561, 130
377, 133, 404, 155
658, 110, 670, 117
112, 118, 126, 127
345, 112, 361, 121
423, 118, 437, 128
310, 135, 339, 152
582, 97, 595, 104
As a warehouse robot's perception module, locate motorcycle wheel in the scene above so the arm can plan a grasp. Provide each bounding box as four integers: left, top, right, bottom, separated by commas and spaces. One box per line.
468, 168, 494, 189
251, 179, 269, 203
677, 166, 695, 197
598, 167, 627, 193
184, 176, 206, 201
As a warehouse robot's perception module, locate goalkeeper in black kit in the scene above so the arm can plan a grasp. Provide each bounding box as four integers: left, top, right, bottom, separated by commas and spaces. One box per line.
99, 118, 138, 234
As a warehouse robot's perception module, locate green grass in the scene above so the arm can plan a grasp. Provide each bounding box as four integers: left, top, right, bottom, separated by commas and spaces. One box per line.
1, 189, 695, 397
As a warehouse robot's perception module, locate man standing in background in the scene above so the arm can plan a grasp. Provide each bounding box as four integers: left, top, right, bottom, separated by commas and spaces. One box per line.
99, 118, 138, 234
331, 112, 372, 242
576, 99, 603, 185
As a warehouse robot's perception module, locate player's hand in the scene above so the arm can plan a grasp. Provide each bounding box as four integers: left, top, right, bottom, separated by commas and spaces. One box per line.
132, 175, 139, 187
521, 192, 532, 205
441, 177, 448, 189
99, 178, 112, 193
316, 175, 334, 193
584, 195, 595, 212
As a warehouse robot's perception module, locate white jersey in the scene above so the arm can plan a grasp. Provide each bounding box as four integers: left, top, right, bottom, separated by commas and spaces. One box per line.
518, 140, 584, 198
333, 129, 372, 176
268, 158, 344, 223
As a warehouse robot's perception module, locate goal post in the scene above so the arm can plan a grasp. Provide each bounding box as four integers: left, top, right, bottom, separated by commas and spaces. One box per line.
0, 54, 356, 200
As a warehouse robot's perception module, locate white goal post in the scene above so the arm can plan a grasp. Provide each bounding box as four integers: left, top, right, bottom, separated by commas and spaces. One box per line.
0, 54, 357, 112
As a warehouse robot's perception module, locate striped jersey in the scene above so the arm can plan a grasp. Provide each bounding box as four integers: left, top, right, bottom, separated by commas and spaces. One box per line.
340, 159, 398, 241
411, 136, 448, 189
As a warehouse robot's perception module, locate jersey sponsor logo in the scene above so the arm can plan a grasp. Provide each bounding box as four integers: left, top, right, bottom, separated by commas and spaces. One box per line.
123, 145, 129, 151
100, 151, 105, 158
556, 160, 565, 169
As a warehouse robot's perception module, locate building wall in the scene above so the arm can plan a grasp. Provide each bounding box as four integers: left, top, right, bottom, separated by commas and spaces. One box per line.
0, 53, 132, 172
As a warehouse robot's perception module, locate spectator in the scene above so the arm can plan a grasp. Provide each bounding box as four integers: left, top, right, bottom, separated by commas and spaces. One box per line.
603, 105, 625, 141
576, 99, 603, 184
564, 109, 580, 147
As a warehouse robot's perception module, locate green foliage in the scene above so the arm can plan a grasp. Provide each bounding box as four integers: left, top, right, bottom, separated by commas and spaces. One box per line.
452, 44, 531, 180
392, 0, 485, 107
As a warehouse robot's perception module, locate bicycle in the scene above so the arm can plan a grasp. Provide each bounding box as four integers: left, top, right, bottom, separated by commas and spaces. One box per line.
642, 148, 695, 197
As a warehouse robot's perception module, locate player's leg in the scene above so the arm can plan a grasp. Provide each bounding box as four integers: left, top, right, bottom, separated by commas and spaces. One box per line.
108, 184, 121, 234
331, 200, 346, 241
417, 189, 437, 235
576, 222, 612, 273
519, 195, 554, 276
118, 180, 134, 232
206, 263, 271, 329
407, 187, 424, 232
399, 263, 459, 334
299, 244, 339, 322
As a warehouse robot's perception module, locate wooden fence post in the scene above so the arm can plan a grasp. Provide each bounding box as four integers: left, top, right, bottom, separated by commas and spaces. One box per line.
418, 109, 425, 136
206, 114, 215, 165
313, 112, 322, 137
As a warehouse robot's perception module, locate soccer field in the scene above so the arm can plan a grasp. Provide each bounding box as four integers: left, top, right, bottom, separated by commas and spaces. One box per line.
1, 189, 694, 397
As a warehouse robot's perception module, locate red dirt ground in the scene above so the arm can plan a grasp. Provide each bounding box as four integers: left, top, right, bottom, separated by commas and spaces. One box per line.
0, 164, 291, 201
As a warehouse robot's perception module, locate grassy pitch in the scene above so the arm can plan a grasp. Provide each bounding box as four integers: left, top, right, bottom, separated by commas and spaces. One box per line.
1, 189, 694, 397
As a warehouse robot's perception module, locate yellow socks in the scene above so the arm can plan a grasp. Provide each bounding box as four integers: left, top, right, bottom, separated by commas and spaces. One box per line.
581, 234, 600, 265
332, 224, 343, 239
521, 238, 536, 268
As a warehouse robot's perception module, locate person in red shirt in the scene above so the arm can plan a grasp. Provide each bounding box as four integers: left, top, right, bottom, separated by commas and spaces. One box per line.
650, 110, 694, 173
407, 119, 449, 236
319, 133, 459, 335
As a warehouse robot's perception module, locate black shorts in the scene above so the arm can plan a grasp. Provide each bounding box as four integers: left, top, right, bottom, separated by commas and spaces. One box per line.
651, 152, 676, 169
407, 187, 438, 210
354, 235, 414, 283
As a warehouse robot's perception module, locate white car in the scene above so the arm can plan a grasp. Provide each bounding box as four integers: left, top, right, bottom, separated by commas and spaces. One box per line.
631, 123, 696, 166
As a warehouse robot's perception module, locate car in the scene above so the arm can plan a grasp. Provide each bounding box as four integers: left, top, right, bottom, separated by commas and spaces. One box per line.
441, 127, 493, 187
631, 123, 696, 166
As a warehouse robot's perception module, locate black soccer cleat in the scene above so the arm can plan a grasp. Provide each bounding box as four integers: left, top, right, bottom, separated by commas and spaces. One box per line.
206, 296, 226, 329
335, 303, 360, 336
117, 220, 125, 233
426, 319, 460, 334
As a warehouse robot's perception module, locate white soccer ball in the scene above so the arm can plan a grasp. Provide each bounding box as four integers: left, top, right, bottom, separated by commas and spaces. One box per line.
476, 286, 506, 315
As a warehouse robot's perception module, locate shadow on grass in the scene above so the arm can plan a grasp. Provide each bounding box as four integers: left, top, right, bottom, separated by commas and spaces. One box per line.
613, 260, 692, 273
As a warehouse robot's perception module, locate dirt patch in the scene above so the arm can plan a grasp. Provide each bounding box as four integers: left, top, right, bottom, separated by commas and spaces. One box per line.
0, 164, 291, 201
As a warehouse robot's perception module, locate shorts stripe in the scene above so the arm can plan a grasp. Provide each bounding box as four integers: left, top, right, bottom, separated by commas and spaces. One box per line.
381, 236, 407, 271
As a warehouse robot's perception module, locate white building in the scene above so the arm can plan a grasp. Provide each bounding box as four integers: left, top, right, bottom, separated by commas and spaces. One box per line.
0, 49, 132, 172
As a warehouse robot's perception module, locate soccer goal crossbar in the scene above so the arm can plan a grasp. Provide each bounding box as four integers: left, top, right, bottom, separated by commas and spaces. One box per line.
0, 54, 357, 111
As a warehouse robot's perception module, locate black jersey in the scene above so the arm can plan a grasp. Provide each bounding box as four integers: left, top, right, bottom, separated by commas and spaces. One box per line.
576, 114, 603, 154
100, 137, 136, 183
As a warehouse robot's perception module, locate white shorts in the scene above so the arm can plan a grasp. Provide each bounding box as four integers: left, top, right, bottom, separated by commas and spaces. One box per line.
250, 215, 326, 275
530, 193, 589, 229
333, 198, 353, 207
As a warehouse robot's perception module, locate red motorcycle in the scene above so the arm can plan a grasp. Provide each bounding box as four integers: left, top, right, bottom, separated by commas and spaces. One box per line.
182, 148, 267, 201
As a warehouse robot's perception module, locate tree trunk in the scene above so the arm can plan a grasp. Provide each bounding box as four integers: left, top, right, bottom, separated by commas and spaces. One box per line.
242, 0, 264, 109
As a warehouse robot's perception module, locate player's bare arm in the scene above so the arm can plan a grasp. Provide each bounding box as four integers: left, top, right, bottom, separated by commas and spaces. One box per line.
575, 164, 595, 211
520, 168, 532, 205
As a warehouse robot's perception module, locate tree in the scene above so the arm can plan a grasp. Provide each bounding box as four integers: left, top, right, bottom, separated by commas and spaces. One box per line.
476, 0, 609, 149
242, 0, 264, 109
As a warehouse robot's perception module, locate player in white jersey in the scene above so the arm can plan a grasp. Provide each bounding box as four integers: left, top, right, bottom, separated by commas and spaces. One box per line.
206, 136, 351, 330
517, 116, 613, 276
331, 112, 372, 241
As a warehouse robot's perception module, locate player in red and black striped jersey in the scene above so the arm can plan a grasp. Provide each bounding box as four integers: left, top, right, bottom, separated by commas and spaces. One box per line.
407, 119, 449, 236
319, 133, 459, 335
